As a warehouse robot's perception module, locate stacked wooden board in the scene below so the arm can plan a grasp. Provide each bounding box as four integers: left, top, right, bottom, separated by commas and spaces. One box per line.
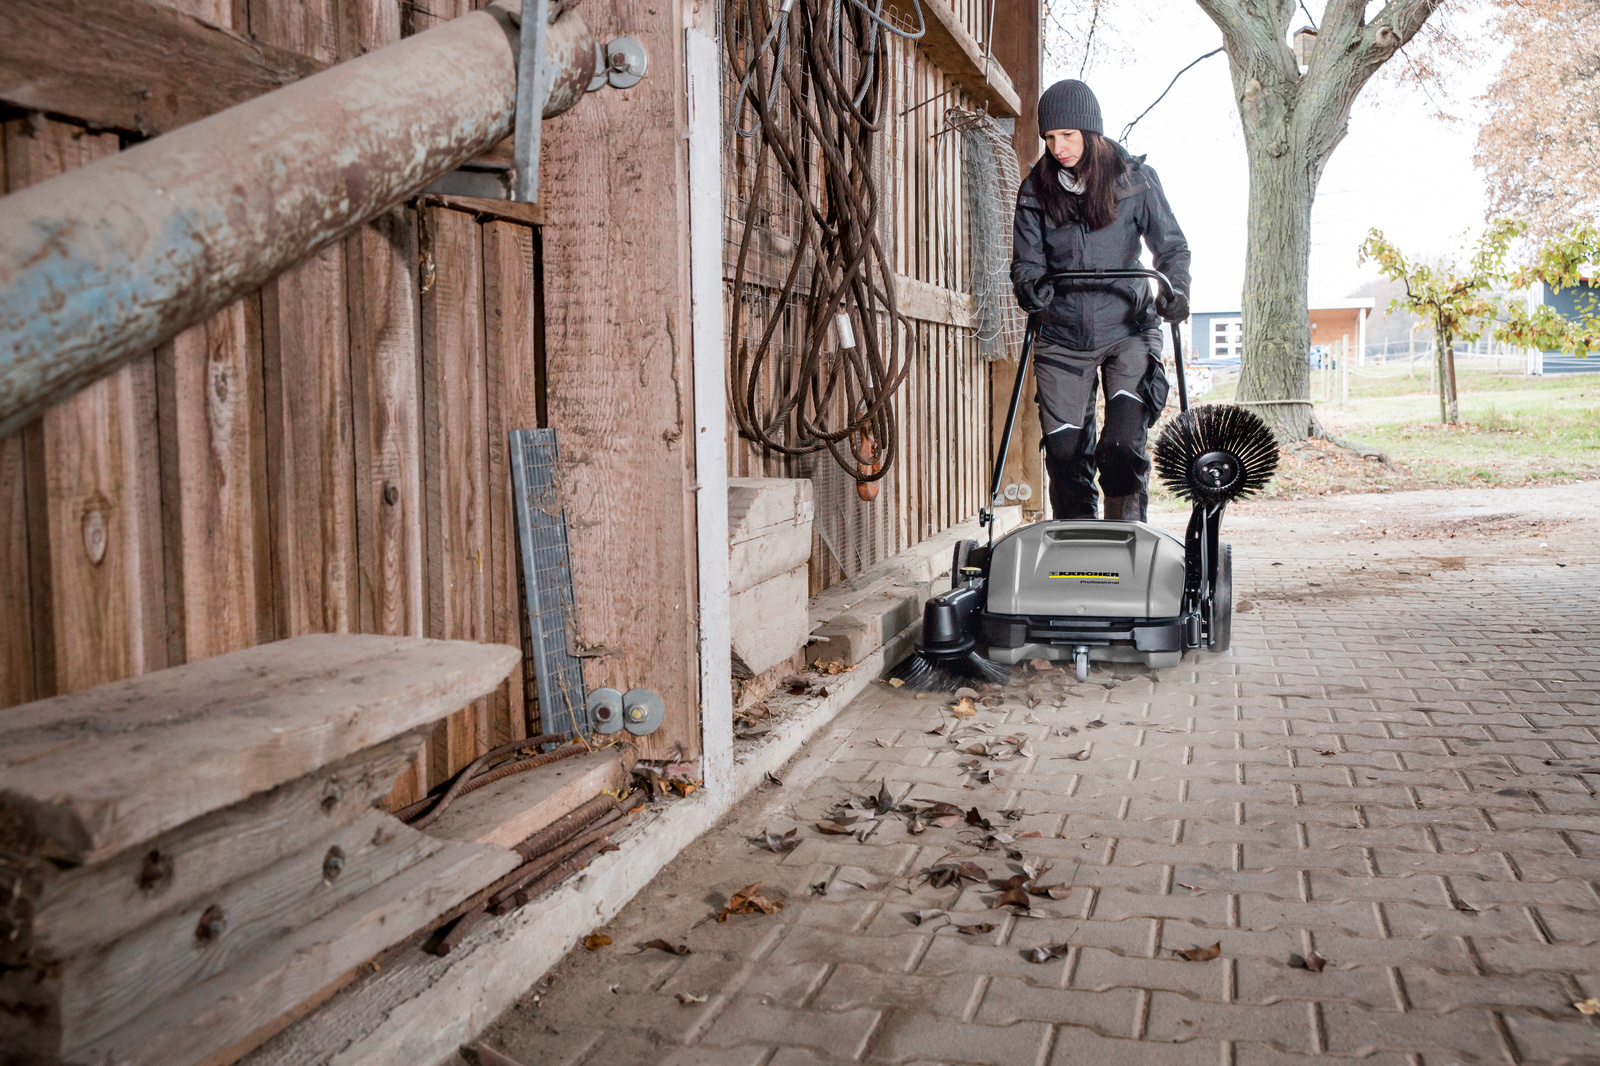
0, 634, 624, 1066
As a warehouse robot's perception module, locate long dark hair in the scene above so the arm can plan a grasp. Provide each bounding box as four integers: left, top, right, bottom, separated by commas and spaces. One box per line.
1033, 131, 1126, 231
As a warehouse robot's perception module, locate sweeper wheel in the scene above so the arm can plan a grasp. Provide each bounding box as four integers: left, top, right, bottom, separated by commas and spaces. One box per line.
1074, 646, 1089, 682
1209, 543, 1233, 653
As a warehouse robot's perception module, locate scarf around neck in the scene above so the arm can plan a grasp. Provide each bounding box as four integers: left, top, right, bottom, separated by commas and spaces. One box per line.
1057, 168, 1085, 195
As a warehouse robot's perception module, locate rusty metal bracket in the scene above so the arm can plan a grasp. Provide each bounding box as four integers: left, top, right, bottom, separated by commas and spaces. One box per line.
511, 0, 552, 203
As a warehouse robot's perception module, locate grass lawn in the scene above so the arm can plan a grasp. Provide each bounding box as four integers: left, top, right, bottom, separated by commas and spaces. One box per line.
1186, 360, 1600, 497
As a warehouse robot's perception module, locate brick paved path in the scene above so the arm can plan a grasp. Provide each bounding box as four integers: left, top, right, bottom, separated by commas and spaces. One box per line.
482, 486, 1600, 1066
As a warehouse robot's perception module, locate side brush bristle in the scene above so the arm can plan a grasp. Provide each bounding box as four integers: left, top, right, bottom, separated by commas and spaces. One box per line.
1154, 404, 1280, 504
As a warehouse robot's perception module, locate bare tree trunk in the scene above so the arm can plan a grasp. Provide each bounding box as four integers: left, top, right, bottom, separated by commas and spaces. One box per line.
1236, 124, 1316, 439
1436, 330, 1451, 424
1443, 341, 1460, 423
1196, 0, 1443, 441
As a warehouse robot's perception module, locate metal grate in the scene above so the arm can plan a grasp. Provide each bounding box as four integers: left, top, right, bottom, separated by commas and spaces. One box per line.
509, 428, 590, 739
948, 109, 1026, 362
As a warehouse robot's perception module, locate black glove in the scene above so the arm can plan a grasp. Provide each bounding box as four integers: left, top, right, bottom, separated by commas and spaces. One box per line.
1156, 289, 1189, 323
1015, 276, 1055, 313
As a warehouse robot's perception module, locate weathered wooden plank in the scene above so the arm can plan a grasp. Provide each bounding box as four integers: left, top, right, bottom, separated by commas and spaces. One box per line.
895, 274, 975, 328
346, 207, 428, 806
419, 207, 492, 780
155, 298, 274, 664
73, 834, 518, 1066
262, 244, 361, 639
251, 0, 340, 63
914, 0, 1020, 117
482, 220, 542, 745
541, 0, 702, 761
424, 749, 628, 849
53, 809, 445, 1050
0, 633, 519, 864
422, 192, 545, 228
0, 0, 324, 137
0, 431, 38, 709
2, 732, 423, 965
3, 118, 167, 698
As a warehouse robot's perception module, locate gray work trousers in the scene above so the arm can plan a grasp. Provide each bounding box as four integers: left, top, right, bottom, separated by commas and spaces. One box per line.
1033, 331, 1159, 520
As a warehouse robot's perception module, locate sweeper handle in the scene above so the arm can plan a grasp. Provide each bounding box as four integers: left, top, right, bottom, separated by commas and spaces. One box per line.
982, 268, 1187, 534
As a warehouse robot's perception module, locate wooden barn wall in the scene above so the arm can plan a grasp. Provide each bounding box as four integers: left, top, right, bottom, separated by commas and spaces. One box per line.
0, 0, 549, 809
723, 8, 994, 596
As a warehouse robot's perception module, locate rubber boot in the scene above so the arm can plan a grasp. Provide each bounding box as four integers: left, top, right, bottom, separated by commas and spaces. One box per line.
1102, 492, 1145, 522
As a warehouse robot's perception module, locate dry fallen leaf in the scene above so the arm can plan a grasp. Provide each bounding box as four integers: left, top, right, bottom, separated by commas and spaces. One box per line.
810, 881, 828, 896
887, 677, 905, 688
956, 922, 996, 935
1085, 718, 1106, 729
1176, 941, 1222, 962
926, 722, 953, 736
910, 908, 947, 926
676, 992, 708, 1004
783, 676, 809, 695
1028, 658, 1053, 672
765, 771, 784, 786
640, 938, 692, 956
954, 686, 980, 699
1025, 942, 1071, 963
991, 886, 1032, 910
583, 934, 612, 951
1057, 749, 1091, 761
1574, 997, 1600, 1015
1289, 952, 1327, 972
715, 883, 784, 922
815, 820, 857, 835
951, 697, 978, 717
761, 828, 801, 854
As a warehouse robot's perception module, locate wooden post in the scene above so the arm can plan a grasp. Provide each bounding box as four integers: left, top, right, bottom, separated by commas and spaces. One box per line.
987, 0, 1044, 518
1340, 333, 1350, 406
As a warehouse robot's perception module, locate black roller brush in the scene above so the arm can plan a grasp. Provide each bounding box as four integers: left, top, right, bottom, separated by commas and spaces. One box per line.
887, 585, 1013, 692
1154, 404, 1280, 505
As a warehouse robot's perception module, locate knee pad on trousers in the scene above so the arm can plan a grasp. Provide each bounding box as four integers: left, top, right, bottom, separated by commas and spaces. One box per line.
1042, 425, 1098, 519
1094, 395, 1151, 498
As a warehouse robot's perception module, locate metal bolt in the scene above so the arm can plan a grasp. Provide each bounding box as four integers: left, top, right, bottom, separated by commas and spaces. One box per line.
628, 706, 646, 722
137, 849, 174, 893
323, 846, 346, 883
196, 905, 226, 943
609, 51, 630, 73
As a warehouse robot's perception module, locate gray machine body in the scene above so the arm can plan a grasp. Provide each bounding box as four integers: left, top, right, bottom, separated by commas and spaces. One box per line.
981, 520, 1188, 669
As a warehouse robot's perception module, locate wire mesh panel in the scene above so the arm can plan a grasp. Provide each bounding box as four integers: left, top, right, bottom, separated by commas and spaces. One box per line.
509, 429, 590, 739
948, 109, 1026, 361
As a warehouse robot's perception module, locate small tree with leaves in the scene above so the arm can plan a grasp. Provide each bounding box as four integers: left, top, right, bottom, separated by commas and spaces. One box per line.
1499, 221, 1600, 357
1359, 220, 1518, 425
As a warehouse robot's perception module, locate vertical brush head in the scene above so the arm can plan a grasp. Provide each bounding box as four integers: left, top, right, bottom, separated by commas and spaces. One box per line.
1154, 404, 1279, 505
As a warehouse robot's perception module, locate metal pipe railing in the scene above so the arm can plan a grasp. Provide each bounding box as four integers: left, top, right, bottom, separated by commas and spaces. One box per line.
0, 0, 595, 438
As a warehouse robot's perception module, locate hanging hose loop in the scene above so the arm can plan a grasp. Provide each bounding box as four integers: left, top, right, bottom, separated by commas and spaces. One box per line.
724, 0, 921, 482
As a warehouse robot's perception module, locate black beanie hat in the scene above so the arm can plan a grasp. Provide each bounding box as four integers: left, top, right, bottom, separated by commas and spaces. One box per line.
1037, 79, 1103, 138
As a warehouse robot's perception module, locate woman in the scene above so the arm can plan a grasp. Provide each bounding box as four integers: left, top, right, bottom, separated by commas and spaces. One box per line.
1011, 79, 1191, 522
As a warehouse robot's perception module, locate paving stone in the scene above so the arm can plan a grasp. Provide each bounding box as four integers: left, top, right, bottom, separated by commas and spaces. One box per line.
479, 492, 1600, 1066
863, 1011, 1052, 1064
698, 995, 882, 1058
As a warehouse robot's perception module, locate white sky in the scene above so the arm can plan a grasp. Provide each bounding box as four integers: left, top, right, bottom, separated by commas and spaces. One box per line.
1042, 1, 1503, 312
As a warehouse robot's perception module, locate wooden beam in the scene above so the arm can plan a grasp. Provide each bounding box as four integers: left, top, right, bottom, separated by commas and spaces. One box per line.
987, 0, 1045, 516
0, 0, 324, 137
915, 0, 1022, 117
895, 274, 975, 329
420, 193, 544, 228
539, 0, 701, 762
0, 633, 519, 864
423, 749, 628, 849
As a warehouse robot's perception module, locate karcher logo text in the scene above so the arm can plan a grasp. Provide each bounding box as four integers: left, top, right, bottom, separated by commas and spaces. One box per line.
1049, 571, 1120, 581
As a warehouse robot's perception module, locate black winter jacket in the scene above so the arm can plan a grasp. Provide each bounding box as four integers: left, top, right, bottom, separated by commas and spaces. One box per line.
1010, 149, 1192, 353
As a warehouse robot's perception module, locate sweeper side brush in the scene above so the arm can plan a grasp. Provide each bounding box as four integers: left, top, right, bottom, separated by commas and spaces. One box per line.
1153, 404, 1279, 505
888, 266, 1282, 693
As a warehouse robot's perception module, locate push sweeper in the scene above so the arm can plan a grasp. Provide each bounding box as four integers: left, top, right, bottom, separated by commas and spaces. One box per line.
892, 268, 1280, 690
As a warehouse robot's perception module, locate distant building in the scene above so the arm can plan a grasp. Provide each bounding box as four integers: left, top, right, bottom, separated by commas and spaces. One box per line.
1528, 280, 1600, 374
1187, 299, 1372, 366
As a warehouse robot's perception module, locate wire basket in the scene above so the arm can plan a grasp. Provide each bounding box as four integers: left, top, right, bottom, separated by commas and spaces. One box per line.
947, 108, 1026, 362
